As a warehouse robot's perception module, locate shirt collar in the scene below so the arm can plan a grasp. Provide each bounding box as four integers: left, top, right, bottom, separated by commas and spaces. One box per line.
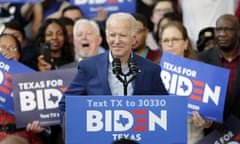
108, 51, 134, 64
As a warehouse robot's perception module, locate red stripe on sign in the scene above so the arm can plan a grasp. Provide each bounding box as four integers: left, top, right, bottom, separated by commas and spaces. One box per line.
0, 86, 11, 95
132, 126, 147, 131
189, 95, 202, 101
193, 88, 203, 94
4, 81, 13, 88
136, 118, 147, 123
131, 110, 147, 115
192, 80, 204, 86
107, 0, 118, 2
4, 72, 12, 79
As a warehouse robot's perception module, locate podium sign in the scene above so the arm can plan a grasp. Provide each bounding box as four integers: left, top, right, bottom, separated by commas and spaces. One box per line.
66, 95, 187, 144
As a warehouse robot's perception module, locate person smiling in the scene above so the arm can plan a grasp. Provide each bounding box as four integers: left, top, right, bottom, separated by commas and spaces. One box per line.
59, 12, 168, 142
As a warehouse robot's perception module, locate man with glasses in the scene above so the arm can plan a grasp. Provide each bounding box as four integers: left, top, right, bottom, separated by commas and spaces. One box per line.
198, 14, 240, 134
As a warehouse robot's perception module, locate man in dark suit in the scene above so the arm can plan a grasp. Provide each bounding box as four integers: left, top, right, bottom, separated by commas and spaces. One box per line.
59, 12, 168, 124
198, 14, 240, 134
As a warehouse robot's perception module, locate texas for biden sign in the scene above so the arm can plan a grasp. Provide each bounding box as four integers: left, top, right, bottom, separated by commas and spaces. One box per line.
66, 95, 187, 144
12, 68, 76, 128
160, 52, 230, 123
0, 54, 34, 115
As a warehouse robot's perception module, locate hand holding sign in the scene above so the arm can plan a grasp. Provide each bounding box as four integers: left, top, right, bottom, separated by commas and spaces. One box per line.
192, 111, 213, 128
26, 120, 45, 133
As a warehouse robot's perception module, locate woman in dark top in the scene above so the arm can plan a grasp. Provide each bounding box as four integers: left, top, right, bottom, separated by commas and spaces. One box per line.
26, 18, 74, 144
35, 18, 74, 71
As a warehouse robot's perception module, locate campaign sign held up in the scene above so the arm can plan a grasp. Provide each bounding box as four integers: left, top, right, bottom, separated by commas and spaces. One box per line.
0, 54, 34, 115
12, 68, 76, 128
160, 52, 230, 123
197, 115, 240, 144
70, 0, 136, 19
1, 0, 40, 3
66, 95, 187, 144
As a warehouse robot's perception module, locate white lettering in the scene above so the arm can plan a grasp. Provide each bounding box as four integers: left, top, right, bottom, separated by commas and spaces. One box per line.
187, 103, 200, 110
149, 110, 167, 131
203, 85, 221, 105
87, 110, 104, 131
19, 89, 62, 111
20, 91, 36, 111
214, 131, 234, 144
161, 71, 192, 96
0, 61, 10, 71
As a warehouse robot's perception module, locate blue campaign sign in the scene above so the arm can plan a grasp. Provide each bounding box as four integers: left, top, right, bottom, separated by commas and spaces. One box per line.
0, 54, 34, 115
66, 95, 187, 144
1, 0, 41, 2
160, 52, 230, 123
12, 68, 76, 128
70, 0, 136, 19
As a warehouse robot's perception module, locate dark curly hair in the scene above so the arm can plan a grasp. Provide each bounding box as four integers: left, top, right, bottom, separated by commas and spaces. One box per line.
35, 18, 74, 66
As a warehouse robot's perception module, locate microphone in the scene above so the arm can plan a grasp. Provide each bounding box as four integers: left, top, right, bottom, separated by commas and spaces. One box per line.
112, 57, 139, 96
128, 58, 139, 76
112, 58, 122, 75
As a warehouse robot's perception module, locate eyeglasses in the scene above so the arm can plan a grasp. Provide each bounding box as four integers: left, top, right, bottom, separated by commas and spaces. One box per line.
215, 27, 236, 33
0, 47, 18, 52
160, 38, 184, 45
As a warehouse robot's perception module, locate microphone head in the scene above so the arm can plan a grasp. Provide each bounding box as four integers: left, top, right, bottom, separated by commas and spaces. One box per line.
112, 58, 122, 75
128, 58, 139, 75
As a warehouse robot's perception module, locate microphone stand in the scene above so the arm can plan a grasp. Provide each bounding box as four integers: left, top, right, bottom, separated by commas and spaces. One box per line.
112, 58, 139, 96
123, 75, 128, 96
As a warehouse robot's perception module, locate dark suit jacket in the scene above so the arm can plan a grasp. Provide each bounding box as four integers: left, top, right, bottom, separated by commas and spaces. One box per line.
59, 51, 168, 117
198, 47, 240, 120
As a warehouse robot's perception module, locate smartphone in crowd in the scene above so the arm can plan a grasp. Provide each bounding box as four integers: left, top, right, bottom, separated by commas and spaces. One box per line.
40, 43, 51, 63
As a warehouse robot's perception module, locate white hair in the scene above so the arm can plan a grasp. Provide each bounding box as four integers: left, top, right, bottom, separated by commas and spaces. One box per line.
105, 12, 138, 36
73, 19, 101, 37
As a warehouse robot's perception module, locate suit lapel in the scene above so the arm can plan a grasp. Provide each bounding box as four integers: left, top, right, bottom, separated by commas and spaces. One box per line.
97, 52, 112, 95
132, 54, 143, 94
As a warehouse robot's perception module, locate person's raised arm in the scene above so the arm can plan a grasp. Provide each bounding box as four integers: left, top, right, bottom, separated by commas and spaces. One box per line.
32, 3, 43, 38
